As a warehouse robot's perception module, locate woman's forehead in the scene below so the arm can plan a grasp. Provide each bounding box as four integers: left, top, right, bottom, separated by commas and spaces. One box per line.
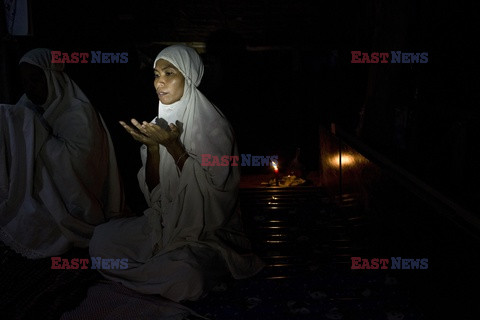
154, 59, 178, 70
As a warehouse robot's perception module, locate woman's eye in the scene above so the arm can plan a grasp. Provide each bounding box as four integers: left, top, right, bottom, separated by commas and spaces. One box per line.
165, 71, 173, 76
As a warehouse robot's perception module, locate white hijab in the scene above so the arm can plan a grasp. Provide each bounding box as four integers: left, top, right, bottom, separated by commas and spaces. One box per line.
18, 49, 90, 127
155, 44, 203, 125
154, 45, 233, 161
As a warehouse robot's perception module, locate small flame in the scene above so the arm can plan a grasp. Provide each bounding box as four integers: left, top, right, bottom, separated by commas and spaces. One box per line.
272, 161, 279, 173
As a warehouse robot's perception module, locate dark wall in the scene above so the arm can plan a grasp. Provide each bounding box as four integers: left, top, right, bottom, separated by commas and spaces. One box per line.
2, 0, 479, 211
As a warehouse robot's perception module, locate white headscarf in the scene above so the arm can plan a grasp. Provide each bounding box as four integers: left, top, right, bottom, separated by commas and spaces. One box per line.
155, 44, 203, 124
154, 45, 233, 160
18, 49, 86, 122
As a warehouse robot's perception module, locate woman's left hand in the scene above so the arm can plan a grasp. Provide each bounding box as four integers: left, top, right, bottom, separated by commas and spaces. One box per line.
140, 120, 181, 149
120, 119, 181, 149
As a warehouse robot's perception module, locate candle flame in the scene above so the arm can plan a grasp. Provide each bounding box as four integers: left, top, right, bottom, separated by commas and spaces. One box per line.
272, 160, 279, 173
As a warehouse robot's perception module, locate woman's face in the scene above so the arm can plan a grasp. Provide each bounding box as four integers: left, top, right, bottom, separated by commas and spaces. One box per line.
19, 62, 48, 105
153, 59, 185, 105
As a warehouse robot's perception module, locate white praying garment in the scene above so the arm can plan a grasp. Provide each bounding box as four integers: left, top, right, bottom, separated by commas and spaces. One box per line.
0, 48, 124, 259
89, 44, 264, 302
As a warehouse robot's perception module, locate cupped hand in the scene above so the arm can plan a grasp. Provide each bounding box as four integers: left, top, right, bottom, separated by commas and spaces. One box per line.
119, 119, 181, 149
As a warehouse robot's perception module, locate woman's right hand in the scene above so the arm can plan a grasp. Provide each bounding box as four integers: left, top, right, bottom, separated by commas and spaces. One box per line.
119, 119, 159, 149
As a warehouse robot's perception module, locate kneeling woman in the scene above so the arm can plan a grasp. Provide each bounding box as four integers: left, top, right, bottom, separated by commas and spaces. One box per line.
90, 44, 264, 302
0, 48, 123, 258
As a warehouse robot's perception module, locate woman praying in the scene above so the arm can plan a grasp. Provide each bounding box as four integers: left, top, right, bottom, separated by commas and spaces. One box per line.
0, 48, 124, 258
89, 44, 263, 302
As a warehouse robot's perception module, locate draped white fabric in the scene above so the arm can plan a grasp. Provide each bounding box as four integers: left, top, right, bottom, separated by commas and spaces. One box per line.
0, 48, 124, 258
90, 45, 263, 300
143, 45, 264, 278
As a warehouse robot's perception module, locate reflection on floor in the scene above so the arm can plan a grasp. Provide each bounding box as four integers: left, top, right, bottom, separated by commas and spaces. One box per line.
186, 186, 423, 319
186, 184, 480, 319
2, 180, 480, 319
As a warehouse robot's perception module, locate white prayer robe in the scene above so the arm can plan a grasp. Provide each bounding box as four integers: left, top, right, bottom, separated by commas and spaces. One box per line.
89, 45, 264, 302
0, 48, 124, 258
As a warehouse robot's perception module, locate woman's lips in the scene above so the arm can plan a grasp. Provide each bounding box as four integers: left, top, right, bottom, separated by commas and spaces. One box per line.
157, 91, 168, 99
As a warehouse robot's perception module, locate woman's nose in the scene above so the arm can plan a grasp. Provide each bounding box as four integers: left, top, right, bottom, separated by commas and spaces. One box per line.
154, 78, 165, 88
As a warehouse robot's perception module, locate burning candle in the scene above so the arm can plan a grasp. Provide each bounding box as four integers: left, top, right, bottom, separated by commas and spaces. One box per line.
272, 161, 279, 174
272, 160, 279, 186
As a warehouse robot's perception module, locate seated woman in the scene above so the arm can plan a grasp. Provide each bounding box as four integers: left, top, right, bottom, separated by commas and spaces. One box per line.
89, 44, 264, 302
0, 48, 124, 259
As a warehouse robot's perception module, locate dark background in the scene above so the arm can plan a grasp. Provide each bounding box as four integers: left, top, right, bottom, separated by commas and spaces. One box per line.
1, 0, 479, 213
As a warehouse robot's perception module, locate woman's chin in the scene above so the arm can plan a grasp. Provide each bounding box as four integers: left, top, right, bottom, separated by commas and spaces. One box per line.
159, 98, 180, 105
158, 97, 170, 105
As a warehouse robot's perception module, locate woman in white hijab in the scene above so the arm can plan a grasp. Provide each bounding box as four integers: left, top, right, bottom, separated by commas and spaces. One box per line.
90, 44, 264, 302
0, 48, 124, 259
